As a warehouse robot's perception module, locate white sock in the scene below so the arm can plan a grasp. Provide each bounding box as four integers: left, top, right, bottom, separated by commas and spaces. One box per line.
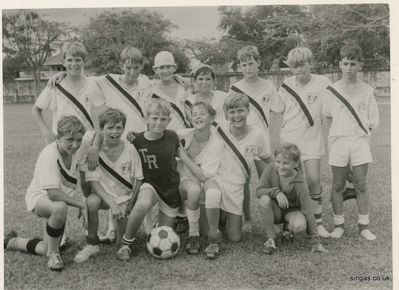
186, 208, 200, 237
358, 214, 369, 225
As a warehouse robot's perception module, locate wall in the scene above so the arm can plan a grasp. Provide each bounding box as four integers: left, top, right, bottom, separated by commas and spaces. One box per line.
2, 69, 390, 104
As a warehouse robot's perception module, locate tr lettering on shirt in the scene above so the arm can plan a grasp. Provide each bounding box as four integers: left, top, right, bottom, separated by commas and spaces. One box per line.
139, 148, 159, 169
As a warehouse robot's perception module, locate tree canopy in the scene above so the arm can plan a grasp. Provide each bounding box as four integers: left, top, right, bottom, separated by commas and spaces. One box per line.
212, 4, 389, 71
82, 9, 190, 75
3, 10, 66, 95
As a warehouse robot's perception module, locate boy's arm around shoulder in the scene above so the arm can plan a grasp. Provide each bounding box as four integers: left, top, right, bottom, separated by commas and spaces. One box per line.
255, 164, 281, 199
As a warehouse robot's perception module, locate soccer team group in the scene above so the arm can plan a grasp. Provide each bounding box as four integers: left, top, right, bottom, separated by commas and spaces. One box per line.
4, 39, 379, 271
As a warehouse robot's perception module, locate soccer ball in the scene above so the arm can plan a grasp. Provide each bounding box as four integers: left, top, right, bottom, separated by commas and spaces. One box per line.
146, 226, 180, 259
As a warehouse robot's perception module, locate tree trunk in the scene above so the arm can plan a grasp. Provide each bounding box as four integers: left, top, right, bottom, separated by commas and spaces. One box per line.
32, 69, 41, 99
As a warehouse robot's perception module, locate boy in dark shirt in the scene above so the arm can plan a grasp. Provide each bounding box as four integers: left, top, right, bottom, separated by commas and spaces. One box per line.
116, 98, 181, 261
256, 143, 327, 255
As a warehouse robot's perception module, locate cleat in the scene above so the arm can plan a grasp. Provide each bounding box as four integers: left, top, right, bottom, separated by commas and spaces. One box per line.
263, 238, 276, 255
59, 234, 71, 251
47, 253, 64, 271
117, 245, 132, 261
99, 230, 116, 244
281, 231, 293, 243
204, 242, 220, 260
4, 230, 17, 249
330, 227, 345, 239
185, 236, 201, 255
74, 244, 100, 263
317, 225, 330, 238
360, 229, 377, 241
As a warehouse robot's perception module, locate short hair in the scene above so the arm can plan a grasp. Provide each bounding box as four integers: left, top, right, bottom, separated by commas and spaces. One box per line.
99, 108, 127, 130
119, 46, 144, 66
194, 65, 215, 80
224, 91, 250, 112
237, 45, 260, 62
146, 98, 171, 117
274, 143, 301, 163
63, 42, 87, 60
286, 47, 313, 66
191, 102, 217, 119
57, 115, 86, 139
340, 44, 363, 61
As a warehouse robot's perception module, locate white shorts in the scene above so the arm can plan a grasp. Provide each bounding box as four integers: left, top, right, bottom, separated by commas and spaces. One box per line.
328, 136, 372, 167
140, 183, 179, 218
26, 191, 47, 212
214, 177, 244, 216
301, 153, 321, 162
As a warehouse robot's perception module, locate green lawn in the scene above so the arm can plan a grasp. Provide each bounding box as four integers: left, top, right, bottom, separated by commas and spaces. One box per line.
3, 102, 392, 289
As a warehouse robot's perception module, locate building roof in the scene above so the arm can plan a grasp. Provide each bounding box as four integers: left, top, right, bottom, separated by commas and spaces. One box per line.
44, 53, 63, 66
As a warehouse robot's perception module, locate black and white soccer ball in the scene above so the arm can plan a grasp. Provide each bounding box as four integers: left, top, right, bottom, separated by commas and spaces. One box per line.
146, 226, 180, 259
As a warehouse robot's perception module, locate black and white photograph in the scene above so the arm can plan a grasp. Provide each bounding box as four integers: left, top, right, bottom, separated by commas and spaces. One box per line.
2, 0, 395, 289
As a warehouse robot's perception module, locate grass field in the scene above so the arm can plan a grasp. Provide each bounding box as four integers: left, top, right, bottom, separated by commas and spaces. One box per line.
3, 102, 392, 289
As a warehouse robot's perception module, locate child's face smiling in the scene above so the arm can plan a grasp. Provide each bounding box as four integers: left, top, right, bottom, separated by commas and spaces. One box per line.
57, 132, 83, 156
226, 104, 249, 129
239, 57, 260, 79
146, 112, 170, 134
274, 153, 298, 177
192, 106, 212, 130
64, 53, 84, 77
102, 121, 124, 146
195, 73, 214, 94
339, 57, 362, 81
154, 65, 176, 81
121, 61, 143, 83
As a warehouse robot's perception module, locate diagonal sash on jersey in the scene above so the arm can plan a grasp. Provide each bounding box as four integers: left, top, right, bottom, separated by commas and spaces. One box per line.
98, 156, 133, 191
55, 83, 94, 129
152, 93, 192, 128
326, 86, 368, 134
57, 159, 77, 189
231, 85, 269, 129
105, 75, 145, 120
212, 122, 250, 180
280, 83, 314, 127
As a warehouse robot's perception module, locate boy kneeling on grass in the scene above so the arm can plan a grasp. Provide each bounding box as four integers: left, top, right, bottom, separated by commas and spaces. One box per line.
74, 108, 144, 263
256, 143, 328, 255
4, 116, 87, 271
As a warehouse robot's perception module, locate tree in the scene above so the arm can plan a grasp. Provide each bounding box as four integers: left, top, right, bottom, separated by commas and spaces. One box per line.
3, 10, 66, 97
217, 4, 389, 71
82, 9, 190, 76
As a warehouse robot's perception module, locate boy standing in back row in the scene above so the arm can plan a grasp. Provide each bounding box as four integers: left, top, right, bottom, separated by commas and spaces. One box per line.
230, 45, 278, 230
322, 44, 379, 240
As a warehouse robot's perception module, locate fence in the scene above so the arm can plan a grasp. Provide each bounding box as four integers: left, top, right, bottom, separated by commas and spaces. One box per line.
3, 69, 390, 104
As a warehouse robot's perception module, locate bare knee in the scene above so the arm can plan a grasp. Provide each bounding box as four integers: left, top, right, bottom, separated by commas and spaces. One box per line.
259, 195, 272, 210
307, 177, 321, 193
288, 219, 306, 234
353, 178, 367, 194
332, 178, 346, 193
134, 196, 153, 214
51, 201, 68, 222
86, 194, 101, 213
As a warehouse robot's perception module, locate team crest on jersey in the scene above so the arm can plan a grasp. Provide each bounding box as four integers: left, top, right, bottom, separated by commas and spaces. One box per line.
262, 95, 271, 105
245, 145, 255, 156
307, 92, 318, 104
137, 88, 145, 100
121, 162, 131, 175
84, 94, 90, 108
